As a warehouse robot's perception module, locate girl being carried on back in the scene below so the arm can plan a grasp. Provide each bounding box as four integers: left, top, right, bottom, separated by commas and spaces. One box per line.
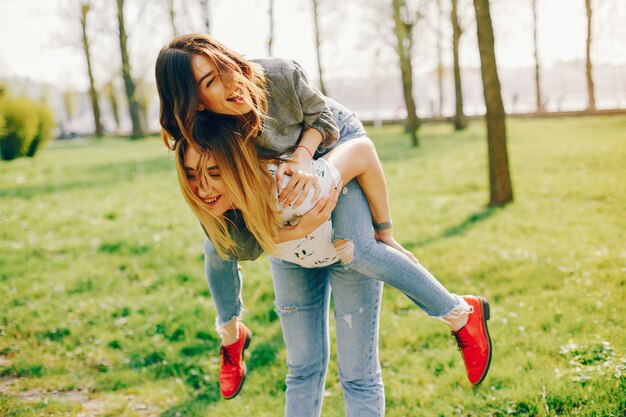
157, 33, 492, 400
178, 120, 408, 270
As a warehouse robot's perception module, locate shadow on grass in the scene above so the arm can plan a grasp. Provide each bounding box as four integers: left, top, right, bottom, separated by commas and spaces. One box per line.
160, 390, 221, 417
405, 206, 501, 249
0, 156, 173, 199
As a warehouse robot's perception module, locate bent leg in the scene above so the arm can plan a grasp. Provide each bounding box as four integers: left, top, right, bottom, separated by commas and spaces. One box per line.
325, 136, 388, 225
331, 181, 466, 318
325, 136, 417, 262
328, 263, 385, 417
270, 257, 330, 417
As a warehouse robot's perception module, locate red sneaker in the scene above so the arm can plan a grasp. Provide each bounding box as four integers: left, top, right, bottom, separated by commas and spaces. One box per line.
452, 296, 492, 385
219, 322, 252, 399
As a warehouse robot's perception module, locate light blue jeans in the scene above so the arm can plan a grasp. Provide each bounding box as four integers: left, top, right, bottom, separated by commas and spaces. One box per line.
270, 254, 384, 417
204, 185, 386, 417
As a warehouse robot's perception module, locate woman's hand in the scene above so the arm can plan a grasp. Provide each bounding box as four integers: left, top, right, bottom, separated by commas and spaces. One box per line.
297, 181, 341, 234
374, 229, 419, 263
277, 180, 342, 241
275, 156, 321, 209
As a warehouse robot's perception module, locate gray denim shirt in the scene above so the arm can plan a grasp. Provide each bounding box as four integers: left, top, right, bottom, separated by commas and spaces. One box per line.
251, 58, 339, 157
220, 58, 350, 261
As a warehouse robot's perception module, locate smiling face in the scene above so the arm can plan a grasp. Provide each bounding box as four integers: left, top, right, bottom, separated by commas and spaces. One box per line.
191, 54, 254, 116
183, 145, 235, 216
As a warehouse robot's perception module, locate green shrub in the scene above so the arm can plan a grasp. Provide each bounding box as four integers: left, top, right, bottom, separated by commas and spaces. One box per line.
0, 113, 6, 138
0, 94, 55, 161
0, 97, 38, 160
26, 103, 56, 157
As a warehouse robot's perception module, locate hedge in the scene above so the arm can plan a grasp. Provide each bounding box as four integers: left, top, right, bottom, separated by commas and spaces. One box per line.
0, 93, 55, 161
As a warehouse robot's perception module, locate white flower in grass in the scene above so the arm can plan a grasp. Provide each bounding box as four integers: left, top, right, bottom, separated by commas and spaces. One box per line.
559, 341, 577, 355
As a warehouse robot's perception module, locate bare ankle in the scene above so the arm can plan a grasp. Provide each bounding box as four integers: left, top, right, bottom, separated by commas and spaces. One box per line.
221, 318, 240, 346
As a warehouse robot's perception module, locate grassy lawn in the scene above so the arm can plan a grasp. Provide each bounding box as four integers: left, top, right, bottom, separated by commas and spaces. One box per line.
1, 116, 624, 416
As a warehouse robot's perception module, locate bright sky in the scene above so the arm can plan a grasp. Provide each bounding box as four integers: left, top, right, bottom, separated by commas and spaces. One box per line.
0, 0, 624, 90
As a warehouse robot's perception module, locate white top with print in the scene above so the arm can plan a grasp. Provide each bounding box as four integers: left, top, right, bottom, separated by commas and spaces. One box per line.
269, 158, 341, 268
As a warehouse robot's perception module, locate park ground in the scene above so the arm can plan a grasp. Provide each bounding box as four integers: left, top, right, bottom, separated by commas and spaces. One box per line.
0, 116, 625, 416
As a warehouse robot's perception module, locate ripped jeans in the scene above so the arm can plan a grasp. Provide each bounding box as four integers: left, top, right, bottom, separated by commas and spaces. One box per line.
204, 212, 385, 417
203, 182, 465, 417
270, 257, 384, 417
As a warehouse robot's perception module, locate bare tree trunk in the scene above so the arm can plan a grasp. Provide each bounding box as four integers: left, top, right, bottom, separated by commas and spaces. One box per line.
532, 0, 543, 113
63, 89, 79, 129
105, 80, 120, 134
451, 0, 468, 130
167, 0, 178, 36
267, 0, 274, 56
392, 0, 419, 147
198, 0, 211, 34
473, 0, 513, 206
311, 0, 327, 95
585, 0, 596, 111
80, 1, 103, 137
436, 0, 444, 117
116, 0, 144, 139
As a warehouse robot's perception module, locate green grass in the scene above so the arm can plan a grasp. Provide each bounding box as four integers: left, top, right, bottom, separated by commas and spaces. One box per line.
1, 116, 625, 416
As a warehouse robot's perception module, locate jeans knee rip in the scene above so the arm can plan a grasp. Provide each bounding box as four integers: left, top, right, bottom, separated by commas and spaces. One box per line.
339, 307, 366, 330
333, 238, 355, 265
274, 303, 299, 315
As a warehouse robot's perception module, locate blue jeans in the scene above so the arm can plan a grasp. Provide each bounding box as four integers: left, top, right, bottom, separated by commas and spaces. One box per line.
330, 180, 460, 319
323, 102, 462, 318
204, 205, 385, 417
270, 256, 384, 417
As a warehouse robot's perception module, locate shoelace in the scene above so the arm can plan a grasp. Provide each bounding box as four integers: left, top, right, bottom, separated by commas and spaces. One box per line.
452, 331, 470, 350
221, 345, 237, 367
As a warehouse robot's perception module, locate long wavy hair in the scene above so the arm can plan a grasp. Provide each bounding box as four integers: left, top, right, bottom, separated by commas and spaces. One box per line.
156, 33, 268, 150
175, 122, 281, 259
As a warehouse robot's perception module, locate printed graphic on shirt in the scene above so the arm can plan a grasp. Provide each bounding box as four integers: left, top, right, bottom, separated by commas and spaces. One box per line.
271, 158, 341, 268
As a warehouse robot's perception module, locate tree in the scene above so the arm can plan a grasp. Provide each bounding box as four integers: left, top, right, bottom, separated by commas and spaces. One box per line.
198, 0, 211, 34
531, 0, 543, 113
80, 1, 104, 137
392, 0, 422, 147
473, 0, 513, 206
435, 0, 445, 117
116, 0, 144, 139
267, 0, 275, 56
167, 0, 179, 36
63, 89, 79, 128
136, 79, 153, 135
451, 0, 468, 129
584, 0, 596, 111
104, 79, 121, 134
311, 0, 327, 95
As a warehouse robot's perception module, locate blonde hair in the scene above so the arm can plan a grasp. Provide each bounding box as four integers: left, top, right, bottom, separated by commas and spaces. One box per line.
156, 33, 268, 151
175, 123, 281, 259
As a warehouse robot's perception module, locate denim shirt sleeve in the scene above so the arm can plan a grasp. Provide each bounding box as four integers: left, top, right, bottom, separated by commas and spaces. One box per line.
290, 60, 339, 151
252, 58, 339, 155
